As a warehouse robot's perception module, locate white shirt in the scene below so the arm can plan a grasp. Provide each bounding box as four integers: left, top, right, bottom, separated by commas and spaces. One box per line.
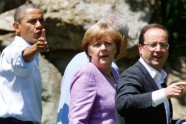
139, 58, 170, 124
0, 36, 42, 123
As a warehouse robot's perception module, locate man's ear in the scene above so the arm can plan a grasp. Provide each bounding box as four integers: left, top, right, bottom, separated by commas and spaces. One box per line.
138, 44, 143, 56
13, 21, 20, 35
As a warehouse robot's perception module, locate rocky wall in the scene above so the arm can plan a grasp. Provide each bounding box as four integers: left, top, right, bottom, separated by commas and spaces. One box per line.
0, 0, 185, 123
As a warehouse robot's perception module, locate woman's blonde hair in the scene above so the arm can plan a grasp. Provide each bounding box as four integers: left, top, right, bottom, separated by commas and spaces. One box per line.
82, 23, 123, 60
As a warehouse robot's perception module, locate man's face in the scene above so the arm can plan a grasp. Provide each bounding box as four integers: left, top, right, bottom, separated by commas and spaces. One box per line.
16, 8, 44, 44
138, 28, 169, 71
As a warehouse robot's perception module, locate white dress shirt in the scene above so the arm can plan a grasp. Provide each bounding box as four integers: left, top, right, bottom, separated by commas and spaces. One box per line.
139, 58, 170, 124
0, 36, 42, 123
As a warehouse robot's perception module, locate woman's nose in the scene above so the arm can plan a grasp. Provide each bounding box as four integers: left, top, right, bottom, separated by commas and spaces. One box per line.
100, 44, 106, 50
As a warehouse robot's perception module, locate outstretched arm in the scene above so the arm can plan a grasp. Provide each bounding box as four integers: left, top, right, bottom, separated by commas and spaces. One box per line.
23, 29, 49, 62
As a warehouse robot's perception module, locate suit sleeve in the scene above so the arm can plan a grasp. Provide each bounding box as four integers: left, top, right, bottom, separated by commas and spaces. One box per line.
69, 69, 96, 124
115, 67, 153, 116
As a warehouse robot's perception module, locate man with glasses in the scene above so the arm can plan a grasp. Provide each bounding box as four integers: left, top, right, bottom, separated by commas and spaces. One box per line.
115, 23, 186, 124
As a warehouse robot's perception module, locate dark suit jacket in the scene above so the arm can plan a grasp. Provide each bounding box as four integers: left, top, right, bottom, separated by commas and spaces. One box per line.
115, 61, 177, 124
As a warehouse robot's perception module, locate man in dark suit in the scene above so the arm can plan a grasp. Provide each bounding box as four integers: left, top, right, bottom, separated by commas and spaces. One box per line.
115, 23, 186, 124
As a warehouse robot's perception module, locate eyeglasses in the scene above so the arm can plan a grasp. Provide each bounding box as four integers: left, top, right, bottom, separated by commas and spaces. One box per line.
142, 42, 169, 51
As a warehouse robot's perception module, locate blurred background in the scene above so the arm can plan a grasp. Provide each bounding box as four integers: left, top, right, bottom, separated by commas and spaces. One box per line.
0, 0, 185, 123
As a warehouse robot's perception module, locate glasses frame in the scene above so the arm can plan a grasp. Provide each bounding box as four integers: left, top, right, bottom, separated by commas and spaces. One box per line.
142, 42, 169, 51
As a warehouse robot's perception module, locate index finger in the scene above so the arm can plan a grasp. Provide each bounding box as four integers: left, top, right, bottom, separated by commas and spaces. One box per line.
41, 29, 46, 38
176, 82, 186, 87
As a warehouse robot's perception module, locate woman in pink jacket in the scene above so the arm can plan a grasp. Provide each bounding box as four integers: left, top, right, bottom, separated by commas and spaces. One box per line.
69, 23, 126, 124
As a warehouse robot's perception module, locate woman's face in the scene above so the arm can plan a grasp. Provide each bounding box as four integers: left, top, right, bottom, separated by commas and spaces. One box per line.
88, 38, 117, 70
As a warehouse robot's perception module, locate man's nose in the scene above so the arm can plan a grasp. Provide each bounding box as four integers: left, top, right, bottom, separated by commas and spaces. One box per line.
36, 20, 42, 27
154, 44, 162, 51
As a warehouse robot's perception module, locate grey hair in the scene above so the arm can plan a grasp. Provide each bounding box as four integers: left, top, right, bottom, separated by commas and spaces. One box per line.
14, 3, 40, 23
97, 13, 129, 36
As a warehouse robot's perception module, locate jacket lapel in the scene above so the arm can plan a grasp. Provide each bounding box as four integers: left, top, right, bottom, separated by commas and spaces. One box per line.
135, 61, 159, 90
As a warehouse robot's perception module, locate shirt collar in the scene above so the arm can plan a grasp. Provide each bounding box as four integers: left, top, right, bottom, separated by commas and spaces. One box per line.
14, 36, 31, 47
139, 57, 167, 85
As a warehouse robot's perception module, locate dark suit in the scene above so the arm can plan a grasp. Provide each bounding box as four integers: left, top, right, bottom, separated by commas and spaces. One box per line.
115, 61, 177, 124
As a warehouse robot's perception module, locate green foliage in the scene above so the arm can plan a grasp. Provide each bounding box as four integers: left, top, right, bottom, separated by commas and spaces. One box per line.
161, 0, 186, 63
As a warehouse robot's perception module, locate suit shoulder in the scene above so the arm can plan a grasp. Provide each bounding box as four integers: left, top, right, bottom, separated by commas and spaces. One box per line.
120, 63, 141, 76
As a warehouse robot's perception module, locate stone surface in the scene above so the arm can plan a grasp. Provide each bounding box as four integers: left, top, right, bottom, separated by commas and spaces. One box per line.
166, 56, 186, 119
39, 55, 62, 124
0, 0, 185, 123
